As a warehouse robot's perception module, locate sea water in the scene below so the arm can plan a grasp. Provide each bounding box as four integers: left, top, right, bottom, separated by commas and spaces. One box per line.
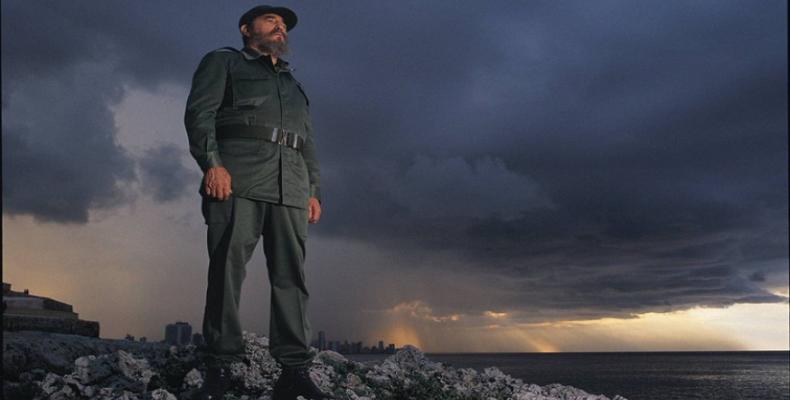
345, 351, 790, 400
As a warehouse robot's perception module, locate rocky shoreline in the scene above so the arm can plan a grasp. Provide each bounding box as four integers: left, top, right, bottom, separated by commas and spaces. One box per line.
3, 331, 628, 400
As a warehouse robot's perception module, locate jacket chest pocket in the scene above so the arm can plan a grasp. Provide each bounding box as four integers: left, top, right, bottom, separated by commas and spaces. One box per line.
232, 73, 275, 109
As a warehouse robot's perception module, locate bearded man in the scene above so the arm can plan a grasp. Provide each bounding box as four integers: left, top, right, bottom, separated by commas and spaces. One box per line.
184, 5, 334, 400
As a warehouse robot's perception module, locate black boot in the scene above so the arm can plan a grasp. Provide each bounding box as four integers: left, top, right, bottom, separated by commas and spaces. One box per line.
195, 365, 230, 400
272, 366, 336, 400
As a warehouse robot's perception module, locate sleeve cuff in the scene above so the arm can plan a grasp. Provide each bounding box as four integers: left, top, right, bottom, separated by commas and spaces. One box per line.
310, 184, 321, 204
202, 151, 223, 171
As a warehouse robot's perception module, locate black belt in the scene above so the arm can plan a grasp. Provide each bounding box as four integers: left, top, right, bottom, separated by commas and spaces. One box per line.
216, 124, 305, 151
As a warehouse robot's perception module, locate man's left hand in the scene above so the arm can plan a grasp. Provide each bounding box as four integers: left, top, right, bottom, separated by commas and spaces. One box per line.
308, 197, 322, 224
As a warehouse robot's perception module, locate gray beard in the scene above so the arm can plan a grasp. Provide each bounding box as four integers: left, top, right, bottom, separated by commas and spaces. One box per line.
256, 36, 289, 57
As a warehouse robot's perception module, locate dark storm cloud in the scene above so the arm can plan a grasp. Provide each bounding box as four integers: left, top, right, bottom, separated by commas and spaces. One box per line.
1, 1, 215, 222
138, 144, 201, 202
2, 61, 135, 223
2, 1, 786, 319
296, 0, 788, 317
749, 271, 766, 282
0, 1, 226, 87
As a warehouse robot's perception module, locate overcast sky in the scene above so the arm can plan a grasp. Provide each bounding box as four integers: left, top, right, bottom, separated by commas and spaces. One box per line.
3, 0, 788, 351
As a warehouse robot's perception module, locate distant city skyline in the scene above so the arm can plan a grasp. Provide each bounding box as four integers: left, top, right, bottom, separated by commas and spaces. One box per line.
115, 321, 399, 355
120, 320, 398, 353
311, 330, 397, 354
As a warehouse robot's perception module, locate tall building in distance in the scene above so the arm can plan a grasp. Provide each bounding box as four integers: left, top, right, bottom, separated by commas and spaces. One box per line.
164, 321, 192, 346
192, 333, 204, 347
318, 330, 327, 351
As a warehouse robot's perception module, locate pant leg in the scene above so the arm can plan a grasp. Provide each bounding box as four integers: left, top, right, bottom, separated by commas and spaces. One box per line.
202, 196, 264, 363
262, 202, 315, 368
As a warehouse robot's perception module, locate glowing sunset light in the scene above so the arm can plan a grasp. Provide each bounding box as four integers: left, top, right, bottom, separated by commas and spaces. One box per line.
484, 311, 509, 319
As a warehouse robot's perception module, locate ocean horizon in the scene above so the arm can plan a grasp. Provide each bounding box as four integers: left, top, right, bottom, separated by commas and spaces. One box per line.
346, 350, 790, 400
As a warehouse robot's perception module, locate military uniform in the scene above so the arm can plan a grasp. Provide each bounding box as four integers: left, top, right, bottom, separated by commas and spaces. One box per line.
185, 45, 321, 369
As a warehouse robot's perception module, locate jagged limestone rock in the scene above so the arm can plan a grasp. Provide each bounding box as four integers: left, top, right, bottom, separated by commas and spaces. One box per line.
182, 368, 203, 389
4, 330, 628, 400
144, 388, 178, 400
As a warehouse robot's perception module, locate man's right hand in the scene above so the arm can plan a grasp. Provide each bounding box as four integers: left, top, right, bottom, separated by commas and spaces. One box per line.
204, 167, 232, 200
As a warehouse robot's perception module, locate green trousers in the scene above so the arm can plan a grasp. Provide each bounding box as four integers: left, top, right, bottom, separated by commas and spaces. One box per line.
200, 195, 315, 368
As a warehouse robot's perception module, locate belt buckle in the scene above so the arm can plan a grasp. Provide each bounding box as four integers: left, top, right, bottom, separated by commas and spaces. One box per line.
277, 130, 287, 145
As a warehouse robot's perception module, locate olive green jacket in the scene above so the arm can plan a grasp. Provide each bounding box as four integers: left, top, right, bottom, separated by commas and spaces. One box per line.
184, 46, 321, 209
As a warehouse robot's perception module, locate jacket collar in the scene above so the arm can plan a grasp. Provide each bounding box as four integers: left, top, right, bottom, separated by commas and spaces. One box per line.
241, 46, 292, 71
240, 46, 264, 60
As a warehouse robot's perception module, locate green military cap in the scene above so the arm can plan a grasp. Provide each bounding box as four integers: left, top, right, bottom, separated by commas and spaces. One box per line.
238, 5, 298, 31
